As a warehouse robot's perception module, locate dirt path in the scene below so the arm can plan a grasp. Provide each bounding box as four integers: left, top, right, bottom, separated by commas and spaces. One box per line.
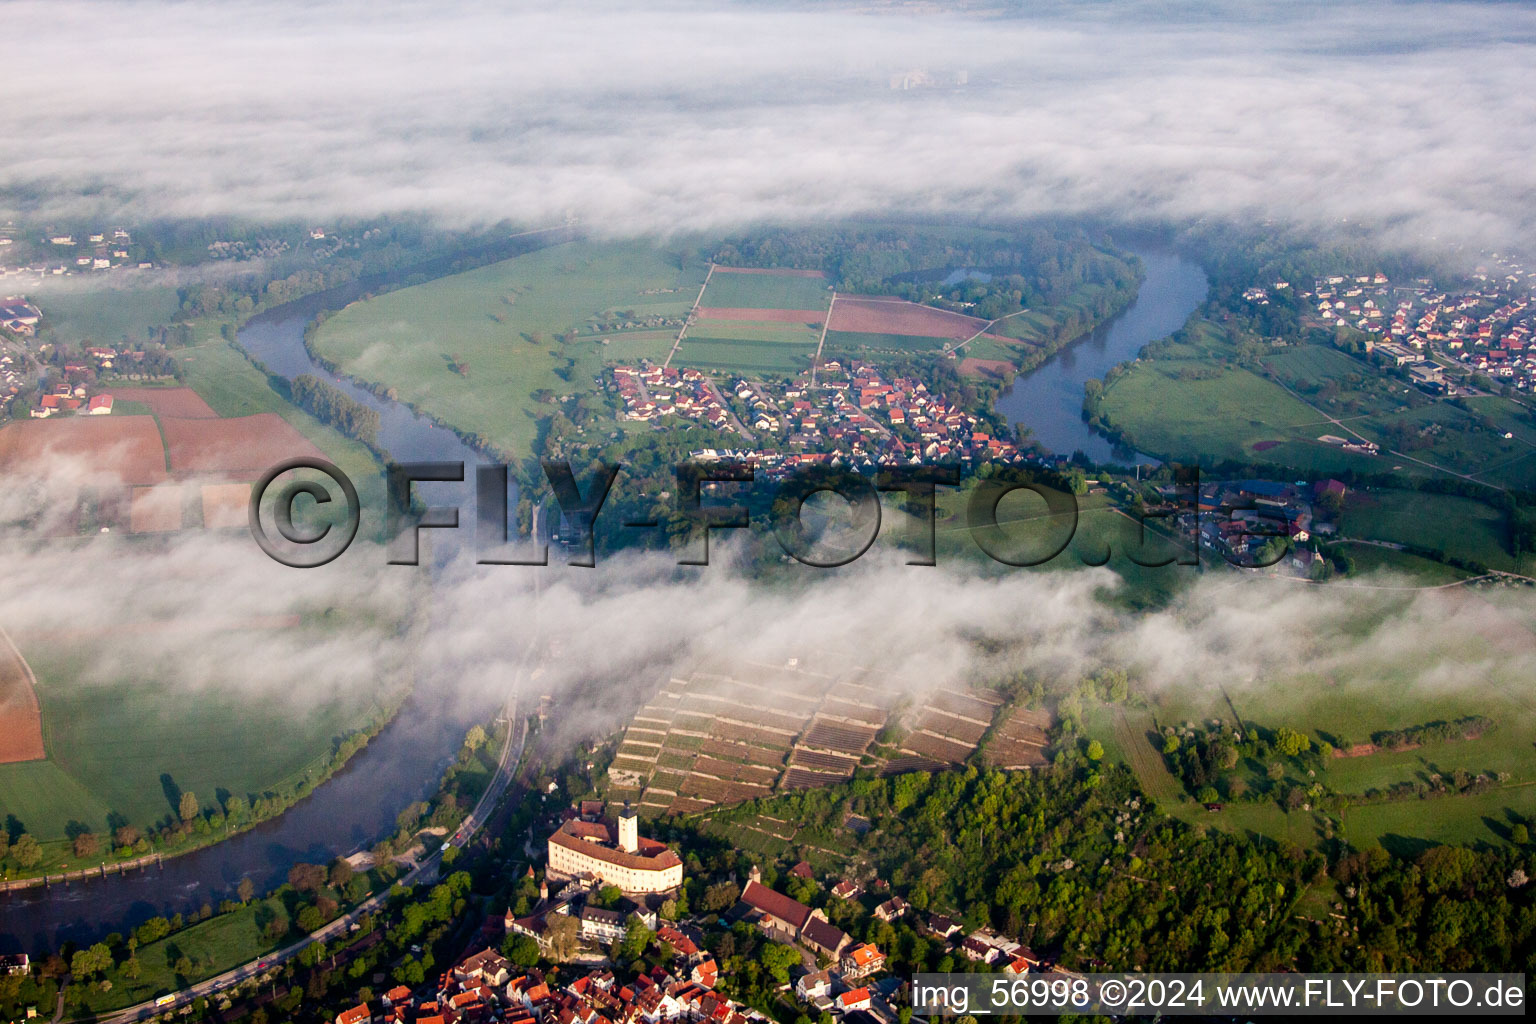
663, 263, 716, 369
810, 291, 837, 383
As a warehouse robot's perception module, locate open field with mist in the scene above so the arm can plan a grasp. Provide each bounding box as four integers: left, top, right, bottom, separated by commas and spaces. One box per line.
0, 642, 391, 842
1094, 596, 1536, 851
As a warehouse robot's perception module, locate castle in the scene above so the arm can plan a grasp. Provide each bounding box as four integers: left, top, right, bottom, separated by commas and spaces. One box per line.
545, 802, 683, 895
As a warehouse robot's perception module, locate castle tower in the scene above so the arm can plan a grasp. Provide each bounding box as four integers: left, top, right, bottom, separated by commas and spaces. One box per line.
617, 801, 639, 854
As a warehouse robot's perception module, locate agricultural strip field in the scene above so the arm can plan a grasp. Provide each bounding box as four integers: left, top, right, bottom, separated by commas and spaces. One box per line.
822, 331, 953, 353
698, 268, 832, 310
310, 239, 708, 458
611, 661, 1036, 815
0, 415, 170, 485
827, 296, 989, 339
680, 320, 821, 344
696, 308, 825, 324
676, 336, 817, 375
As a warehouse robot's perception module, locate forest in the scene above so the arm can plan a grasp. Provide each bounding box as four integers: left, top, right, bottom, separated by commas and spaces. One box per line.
710, 223, 1141, 321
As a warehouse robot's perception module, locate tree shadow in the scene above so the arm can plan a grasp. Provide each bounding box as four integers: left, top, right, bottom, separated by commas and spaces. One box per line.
1378, 833, 1438, 860
160, 774, 183, 816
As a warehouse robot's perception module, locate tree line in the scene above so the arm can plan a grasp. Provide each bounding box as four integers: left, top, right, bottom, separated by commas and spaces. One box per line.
290, 375, 381, 445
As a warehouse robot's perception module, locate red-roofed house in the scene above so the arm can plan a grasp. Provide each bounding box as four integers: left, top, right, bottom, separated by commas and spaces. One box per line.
841, 943, 885, 979
836, 988, 871, 1012
336, 1004, 372, 1024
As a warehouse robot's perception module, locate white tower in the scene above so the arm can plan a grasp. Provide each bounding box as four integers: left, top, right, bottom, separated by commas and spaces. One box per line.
617, 801, 639, 854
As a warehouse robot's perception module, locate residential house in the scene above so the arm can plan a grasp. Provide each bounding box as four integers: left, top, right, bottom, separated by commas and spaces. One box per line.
336, 1004, 372, 1024
840, 943, 885, 979
835, 988, 872, 1013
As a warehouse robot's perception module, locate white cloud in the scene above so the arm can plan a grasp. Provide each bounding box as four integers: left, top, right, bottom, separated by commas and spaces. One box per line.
3, 0, 1534, 246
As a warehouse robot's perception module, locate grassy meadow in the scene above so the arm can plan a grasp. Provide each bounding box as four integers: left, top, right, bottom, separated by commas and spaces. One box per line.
700, 272, 832, 311
310, 238, 708, 459
0, 643, 390, 844
1087, 592, 1536, 851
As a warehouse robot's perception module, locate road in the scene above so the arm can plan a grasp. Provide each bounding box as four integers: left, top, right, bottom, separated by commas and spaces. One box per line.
663, 262, 715, 369
809, 291, 836, 384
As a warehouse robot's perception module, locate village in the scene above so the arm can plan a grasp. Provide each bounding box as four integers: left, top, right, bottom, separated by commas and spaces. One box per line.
330, 800, 1059, 1024
0, 227, 153, 280
1174, 477, 1347, 576
1246, 255, 1536, 395
608, 360, 1024, 476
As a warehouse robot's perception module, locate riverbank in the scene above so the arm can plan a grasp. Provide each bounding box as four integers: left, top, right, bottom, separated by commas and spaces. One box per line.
0, 694, 406, 894
992, 246, 1210, 465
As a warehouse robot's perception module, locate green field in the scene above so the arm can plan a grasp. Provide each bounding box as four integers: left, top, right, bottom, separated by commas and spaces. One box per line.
1097, 360, 1405, 476
1262, 344, 1381, 395
1343, 488, 1528, 572
700, 271, 832, 311
38, 284, 181, 346
1336, 542, 1473, 584
928, 487, 1193, 609
0, 644, 390, 843
311, 238, 708, 458
76, 895, 294, 1013
823, 330, 952, 353
1090, 595, 1536, 850
678, 336, 817, 374
0, 315, 402, 854
683, 319, 821, 344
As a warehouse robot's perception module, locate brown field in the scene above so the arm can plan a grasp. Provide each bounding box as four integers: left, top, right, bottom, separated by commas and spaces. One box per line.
828, 296, 990, 339
929, 689, 1002, 720
803, 718, 877, 754
129, 484, 185, 533
983, 705, 1054, 769
960, 357, 1015, 379
0, 628, 44, 764
902, 730, 977, 763
783, 767, 842, 790
915, 709, 989, 745
201, 483, 251, 529
790, 748, 857, 774
696, 307, 826, 323
160, 414, 323, 476
879, 755, 946, 776
0, 416, 168, 485
110, 387, 218, 419
712, 267, 826, 278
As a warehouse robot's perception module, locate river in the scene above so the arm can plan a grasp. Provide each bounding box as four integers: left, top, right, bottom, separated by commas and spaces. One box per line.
992, 246, 1209, 464
0, 231, 1205, 953
0, 228, 572, 953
